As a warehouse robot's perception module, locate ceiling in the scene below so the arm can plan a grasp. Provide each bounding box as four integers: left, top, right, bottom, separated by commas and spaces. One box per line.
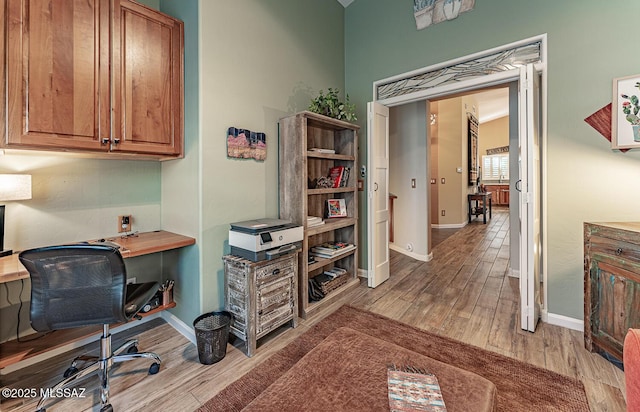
470, 88, 509, 124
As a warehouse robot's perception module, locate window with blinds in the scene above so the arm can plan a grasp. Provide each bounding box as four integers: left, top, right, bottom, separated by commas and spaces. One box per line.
482, 154, 509, 181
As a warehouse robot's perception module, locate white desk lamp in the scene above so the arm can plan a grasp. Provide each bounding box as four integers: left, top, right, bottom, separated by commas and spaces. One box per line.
0, 174, 32, 257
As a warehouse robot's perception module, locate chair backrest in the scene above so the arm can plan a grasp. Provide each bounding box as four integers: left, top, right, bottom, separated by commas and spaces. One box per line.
19, 245, 129, 332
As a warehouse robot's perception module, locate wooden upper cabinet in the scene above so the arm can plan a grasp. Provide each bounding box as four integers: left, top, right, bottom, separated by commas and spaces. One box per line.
6, 0, 109, 151
4, 0, 184, 159
111, 0, 183, 156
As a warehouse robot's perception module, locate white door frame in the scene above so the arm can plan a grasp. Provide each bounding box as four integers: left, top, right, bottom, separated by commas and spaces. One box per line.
367, 34, 548, 320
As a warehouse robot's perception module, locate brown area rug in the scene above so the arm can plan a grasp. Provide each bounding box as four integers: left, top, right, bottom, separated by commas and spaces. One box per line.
197, 305, 591, 411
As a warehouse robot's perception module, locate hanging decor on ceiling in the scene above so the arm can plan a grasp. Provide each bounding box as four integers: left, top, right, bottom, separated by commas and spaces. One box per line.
227, 127, 267, 161
413, 0, 475, 30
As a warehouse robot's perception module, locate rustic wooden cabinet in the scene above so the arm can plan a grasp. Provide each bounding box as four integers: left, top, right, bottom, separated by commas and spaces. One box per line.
279, 111, 360, 319
4, 0, 184, 159
584, 222, 640, 361
483, 184, 509, 205
223, 253, 298, 357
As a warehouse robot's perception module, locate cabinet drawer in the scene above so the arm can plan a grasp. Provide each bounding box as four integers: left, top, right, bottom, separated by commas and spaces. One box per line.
257, 305, 294, 336
255, 259, 295, 286
257, 276, 293, 312
589, 235, 640, 270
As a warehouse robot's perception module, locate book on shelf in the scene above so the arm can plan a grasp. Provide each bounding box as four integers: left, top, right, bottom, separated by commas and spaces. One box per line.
340, 167, 350, 187
309, 147, 336, 154
307, 216, 325, 228
310, 241, 356, 258
327, 166, 351, 188
328, 166, 344, 188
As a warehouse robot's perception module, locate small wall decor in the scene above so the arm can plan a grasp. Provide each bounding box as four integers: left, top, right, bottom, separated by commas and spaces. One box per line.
486, 146, 509, 155
227, 127, 266, 160
414, 0, 475, 30
612, 74, 640, 149
468, 113, 479, 186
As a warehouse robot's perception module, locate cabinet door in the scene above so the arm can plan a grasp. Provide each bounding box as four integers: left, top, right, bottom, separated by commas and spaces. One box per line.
111, 0, 183, 156
500, 188, 509, 205
6, 0, 109, 150
588, 258, 640, 359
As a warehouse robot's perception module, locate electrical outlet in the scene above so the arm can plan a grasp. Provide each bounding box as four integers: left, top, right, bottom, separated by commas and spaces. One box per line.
118, 215, 132, 233
411, 178, 416, 188
441, 210, 446, 216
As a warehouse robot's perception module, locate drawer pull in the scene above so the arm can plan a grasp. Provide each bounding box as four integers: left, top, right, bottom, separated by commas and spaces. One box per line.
272, 268, 280, 276
616, 248, 623, 256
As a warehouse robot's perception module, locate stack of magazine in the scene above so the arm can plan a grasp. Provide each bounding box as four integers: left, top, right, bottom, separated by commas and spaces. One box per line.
307, 216, 325, 228
310, 241, 356, 259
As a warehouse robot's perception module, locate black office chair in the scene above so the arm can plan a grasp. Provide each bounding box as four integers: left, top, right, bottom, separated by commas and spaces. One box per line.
19, 244, 162, 412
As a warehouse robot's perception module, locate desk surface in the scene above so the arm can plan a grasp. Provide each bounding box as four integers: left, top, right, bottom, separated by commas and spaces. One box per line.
0, 230, 196, 284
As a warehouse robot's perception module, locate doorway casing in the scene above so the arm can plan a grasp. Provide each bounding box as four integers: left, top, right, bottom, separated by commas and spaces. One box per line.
365, 34, 548, 323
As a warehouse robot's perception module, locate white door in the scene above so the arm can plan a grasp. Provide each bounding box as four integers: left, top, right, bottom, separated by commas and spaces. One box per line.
519, 64, 542, 332
367, 101, 390, 288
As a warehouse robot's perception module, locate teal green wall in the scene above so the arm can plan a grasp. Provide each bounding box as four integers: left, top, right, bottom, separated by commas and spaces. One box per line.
345, 0, 640, 319
159, 0, 201, 329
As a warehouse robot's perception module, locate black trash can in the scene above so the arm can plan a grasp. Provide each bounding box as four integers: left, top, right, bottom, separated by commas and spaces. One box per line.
193, 311, 232, 365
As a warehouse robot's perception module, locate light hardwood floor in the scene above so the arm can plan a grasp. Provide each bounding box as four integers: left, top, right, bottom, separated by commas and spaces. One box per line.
0, 209, 626, 411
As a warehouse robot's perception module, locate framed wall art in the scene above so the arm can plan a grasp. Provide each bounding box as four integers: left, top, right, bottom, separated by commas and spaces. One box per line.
468, 113, 479, 185
612, 74, 640, 149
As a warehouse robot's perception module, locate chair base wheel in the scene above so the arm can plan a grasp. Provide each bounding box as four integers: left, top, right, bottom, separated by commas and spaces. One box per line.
100, 404, 113, 412
149, 362, 160, 375
63, 366, 78, 378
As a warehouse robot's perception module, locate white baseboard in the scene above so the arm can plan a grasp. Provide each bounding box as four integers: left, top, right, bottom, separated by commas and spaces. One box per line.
161, 310, 196, 345
357, 268, 368, 279
431, 222, 467, 229
389, 244, 432, 262
507, 268, 520, 278
0, 313, 162, 375
543, 311, 583, 332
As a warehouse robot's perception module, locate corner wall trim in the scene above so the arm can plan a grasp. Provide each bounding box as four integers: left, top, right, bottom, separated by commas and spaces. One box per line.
431, 222, 467, 229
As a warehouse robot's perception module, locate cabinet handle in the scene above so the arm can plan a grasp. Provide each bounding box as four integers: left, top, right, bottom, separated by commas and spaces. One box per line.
272, 268, 280, 276
113, 138, 121, 145
101, 138, 110, 145
616, 248, 623, 256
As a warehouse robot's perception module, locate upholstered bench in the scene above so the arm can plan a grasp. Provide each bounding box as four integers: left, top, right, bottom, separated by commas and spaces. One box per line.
242, 327, 497, 411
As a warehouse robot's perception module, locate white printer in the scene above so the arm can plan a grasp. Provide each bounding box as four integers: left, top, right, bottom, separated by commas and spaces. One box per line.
229, 218, 302, 262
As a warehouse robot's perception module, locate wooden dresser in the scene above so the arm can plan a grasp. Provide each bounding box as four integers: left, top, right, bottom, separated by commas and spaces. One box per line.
223, 253, 298, 357
584, 222, 640, 361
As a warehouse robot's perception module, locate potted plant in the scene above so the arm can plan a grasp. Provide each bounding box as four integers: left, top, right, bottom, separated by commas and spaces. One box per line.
620, 82, 640, 141
308, 88, 357, 122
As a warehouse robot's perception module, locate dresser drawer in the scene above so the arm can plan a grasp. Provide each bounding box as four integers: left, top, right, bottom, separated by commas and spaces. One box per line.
257, 275, 294, 312
589, 235, 640, 270
255, 258, 295, 286
257, 305, 294, 336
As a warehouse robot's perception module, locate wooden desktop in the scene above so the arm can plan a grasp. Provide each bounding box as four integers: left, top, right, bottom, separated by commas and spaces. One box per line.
0, 230, 195, 369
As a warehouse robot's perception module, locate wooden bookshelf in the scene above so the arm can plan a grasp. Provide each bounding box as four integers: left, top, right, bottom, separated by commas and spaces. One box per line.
279, 111, 361, 318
